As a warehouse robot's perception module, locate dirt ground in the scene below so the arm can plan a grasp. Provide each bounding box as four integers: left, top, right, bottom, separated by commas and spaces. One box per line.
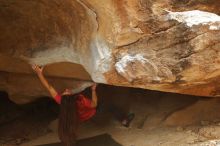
1, 86, 220, 146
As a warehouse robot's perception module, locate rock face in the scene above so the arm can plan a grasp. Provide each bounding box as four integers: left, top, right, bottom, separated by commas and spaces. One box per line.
1, 0, 220, 103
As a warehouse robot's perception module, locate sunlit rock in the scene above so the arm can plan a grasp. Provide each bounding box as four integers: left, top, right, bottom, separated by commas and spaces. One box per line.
1, 0, 220, 103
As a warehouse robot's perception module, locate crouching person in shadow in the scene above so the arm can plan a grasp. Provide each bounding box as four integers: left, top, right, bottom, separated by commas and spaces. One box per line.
32, 64, 135, 146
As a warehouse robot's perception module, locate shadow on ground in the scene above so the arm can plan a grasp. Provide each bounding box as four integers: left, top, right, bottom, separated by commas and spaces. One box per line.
38, 133, 122, 146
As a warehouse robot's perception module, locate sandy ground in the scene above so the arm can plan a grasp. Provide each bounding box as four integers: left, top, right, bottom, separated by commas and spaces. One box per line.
18, 118, 220, 146
1, 88, 220, 146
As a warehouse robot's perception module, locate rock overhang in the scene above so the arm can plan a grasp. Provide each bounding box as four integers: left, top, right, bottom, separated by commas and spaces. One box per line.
1, 0, 220, 103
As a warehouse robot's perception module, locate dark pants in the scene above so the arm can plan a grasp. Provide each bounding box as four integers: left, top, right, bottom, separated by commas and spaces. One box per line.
96, 102, 128, 122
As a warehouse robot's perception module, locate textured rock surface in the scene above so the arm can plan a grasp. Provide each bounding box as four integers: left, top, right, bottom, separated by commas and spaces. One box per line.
1, 0, 220, 103
164, 98, 220, 126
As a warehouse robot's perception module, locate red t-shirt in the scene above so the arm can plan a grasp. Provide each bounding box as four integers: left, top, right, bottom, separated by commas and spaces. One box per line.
55, 94, 96, 122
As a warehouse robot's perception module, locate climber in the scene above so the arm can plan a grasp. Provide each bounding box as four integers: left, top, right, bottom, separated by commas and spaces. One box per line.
32, 64, 135, 146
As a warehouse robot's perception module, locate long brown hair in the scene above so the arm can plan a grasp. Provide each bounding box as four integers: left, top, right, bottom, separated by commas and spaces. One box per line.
58, 94, 79, 146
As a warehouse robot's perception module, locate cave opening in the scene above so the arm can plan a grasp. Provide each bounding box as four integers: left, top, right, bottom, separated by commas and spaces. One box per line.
1, 85, 220, 146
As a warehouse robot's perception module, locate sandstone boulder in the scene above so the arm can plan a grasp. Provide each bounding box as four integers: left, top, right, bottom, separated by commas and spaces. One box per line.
1, 0, 220, 103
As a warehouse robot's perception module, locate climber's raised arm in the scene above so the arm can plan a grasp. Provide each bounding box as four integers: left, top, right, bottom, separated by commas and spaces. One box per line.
32, 64, 58, 99
90, 83, 98, 108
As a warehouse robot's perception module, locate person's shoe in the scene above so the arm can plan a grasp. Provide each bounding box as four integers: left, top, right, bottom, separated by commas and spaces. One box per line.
122, 113, 135, 127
